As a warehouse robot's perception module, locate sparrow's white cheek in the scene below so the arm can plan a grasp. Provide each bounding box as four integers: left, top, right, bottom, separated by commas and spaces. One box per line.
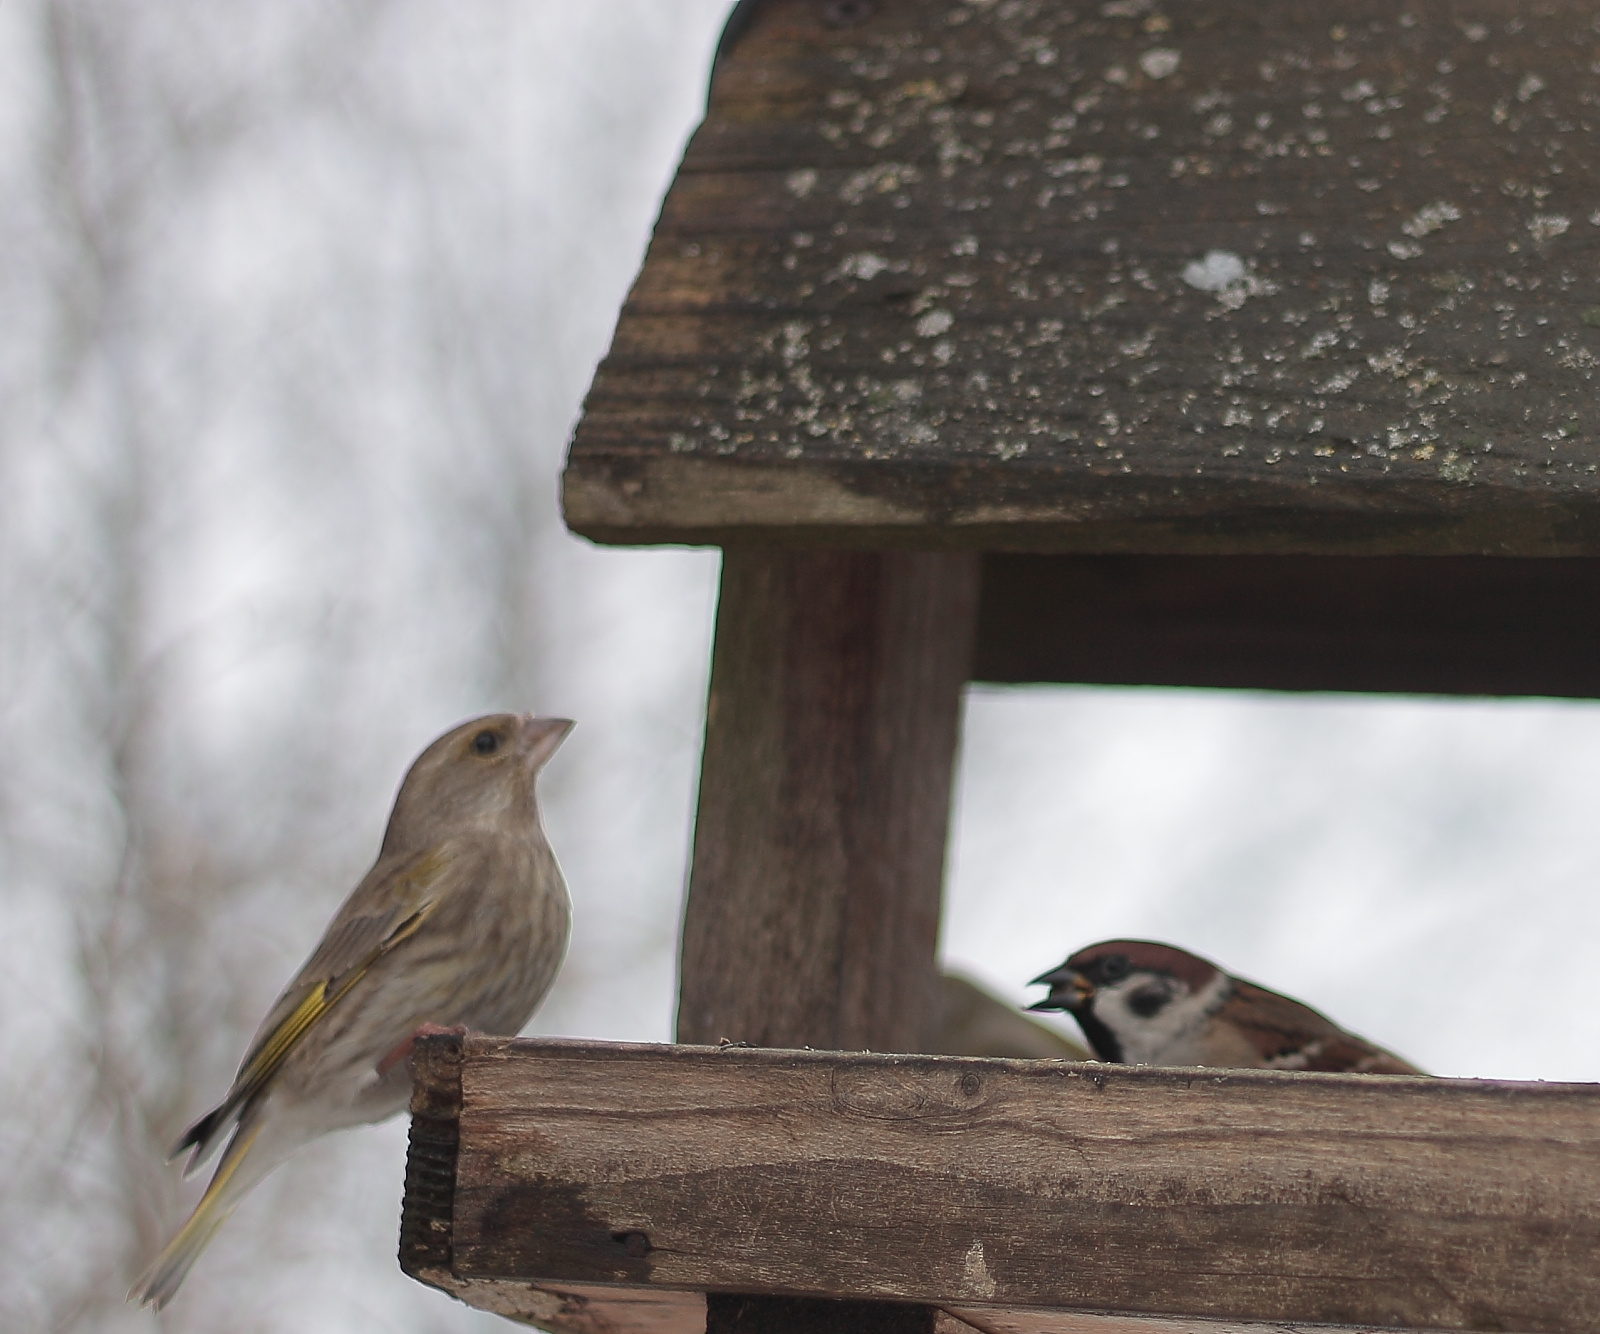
1096, 971, 1232, 1066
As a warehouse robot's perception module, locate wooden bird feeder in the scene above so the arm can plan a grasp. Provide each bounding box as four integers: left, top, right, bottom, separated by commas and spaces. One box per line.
401, 2, 1600, 1330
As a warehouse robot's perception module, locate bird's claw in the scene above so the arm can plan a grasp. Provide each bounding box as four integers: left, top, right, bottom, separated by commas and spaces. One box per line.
377, 1022, 470, 1076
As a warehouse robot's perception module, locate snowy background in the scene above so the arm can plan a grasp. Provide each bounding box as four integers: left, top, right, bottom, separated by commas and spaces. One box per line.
1, 3, 1596, 1330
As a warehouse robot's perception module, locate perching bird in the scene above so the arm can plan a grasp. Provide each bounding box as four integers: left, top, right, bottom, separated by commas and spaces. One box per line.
132, 713, 573, 1309
1028, 939, 1421, 1074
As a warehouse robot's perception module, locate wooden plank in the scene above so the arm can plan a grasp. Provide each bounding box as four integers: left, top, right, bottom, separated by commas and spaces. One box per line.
563, 0, 1600, 552
973, 554, 1600, 696
403, 1036, 1600, 1334
677, 548, 979, 1054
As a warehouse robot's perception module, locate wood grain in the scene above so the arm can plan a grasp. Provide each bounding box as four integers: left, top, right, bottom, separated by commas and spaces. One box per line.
564, 0, 1600, 552
973, 553, 1600, 696
414, 1037, 1600, 1334
677, 548, 978, 1054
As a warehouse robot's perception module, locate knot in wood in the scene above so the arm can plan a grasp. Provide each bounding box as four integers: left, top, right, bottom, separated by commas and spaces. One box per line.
612, 1231, 652, 1259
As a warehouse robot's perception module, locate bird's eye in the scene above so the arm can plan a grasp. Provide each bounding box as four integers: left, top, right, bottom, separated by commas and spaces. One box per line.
1099, 954, 1130, 982
472, 730, 498, 754
1128, 986, 1170, 1018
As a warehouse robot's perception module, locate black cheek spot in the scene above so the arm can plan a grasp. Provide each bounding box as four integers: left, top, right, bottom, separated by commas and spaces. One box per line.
1128, 988, 1171, 1019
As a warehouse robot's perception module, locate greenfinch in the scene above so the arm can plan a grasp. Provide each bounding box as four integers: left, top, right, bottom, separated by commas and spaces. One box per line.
132, 713, 574, 1309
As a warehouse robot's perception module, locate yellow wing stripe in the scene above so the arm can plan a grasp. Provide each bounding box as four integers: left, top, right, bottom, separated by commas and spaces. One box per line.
231, 901, 437, 1105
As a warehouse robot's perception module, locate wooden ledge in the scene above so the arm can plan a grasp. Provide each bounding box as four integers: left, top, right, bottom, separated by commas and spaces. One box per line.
400, 1037, 1600, 1334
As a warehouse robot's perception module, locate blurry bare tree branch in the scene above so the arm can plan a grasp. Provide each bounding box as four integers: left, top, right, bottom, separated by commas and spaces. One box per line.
0, 2, 728, 1329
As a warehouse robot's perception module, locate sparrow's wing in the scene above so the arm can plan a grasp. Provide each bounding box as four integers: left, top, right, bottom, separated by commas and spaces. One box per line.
1224, 980, 1423, 1075
171, 843, 464, 1170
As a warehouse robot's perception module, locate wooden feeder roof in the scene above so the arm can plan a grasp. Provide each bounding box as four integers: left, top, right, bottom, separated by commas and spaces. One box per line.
563, 0, 1600, 554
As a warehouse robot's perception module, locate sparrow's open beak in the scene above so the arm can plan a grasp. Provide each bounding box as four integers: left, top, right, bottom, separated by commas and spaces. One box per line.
1027, 964, 1094, 1012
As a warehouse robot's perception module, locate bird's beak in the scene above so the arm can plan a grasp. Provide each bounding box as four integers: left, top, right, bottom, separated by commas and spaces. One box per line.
1027, 964, 1094, 1012
521, 715, 575, 769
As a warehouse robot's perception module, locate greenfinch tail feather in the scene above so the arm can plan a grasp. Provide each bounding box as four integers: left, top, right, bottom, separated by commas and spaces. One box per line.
133, 1121, 266, 1310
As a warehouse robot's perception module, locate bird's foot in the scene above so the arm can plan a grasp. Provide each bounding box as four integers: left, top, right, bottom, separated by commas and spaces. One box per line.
377, 1022, 470, 1076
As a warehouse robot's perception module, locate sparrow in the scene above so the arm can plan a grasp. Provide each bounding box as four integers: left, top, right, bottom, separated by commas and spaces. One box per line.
1028, 939, 1421, 1074
132, 713, 574, 1309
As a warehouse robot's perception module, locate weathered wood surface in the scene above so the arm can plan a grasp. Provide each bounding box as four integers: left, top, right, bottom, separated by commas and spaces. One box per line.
973, 553, 1600, 696
677, 548, 978, 1053
565, 0, 1600, 552
401, 1036, 1600, 1334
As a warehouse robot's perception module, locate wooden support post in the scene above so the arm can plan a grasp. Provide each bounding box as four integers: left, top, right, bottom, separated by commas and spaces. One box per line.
677, 548, 978, 1334
677, 548, 980, 1055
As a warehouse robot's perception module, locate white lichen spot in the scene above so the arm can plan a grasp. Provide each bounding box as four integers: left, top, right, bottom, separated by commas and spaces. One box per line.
840, 163, 922, 204
1223, 405, 1253, 426
964, 1240, 999, 1299
836, 252, 893, 281
905, 422, 939, 445
1402, 201, 1461, 237
780, 322, 810, 366
1528, 214, 1571, 242
1368, 280, 1390, 305
951, 235, 979, 256
932, 340, 954, 364
1368, 348, 1407, 377
786, 169, 818, 199
1388, 240, 1423, 260
1462, 22, 1488, 41
1302, 329, 1339, 358
1183, 250, 1246, 291
1412, 443, 1436, 460
1439, 451, 1475, 482
1319, 367, 1362, 394
1181, 250, 1276, 310
1518, 73, 1546, 103
1102, 0, 1150, 16
916, 309, 954, 337
1140, 49, 1181, 80
994, 440, 1028, 460
1046, 154, 1104, 176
